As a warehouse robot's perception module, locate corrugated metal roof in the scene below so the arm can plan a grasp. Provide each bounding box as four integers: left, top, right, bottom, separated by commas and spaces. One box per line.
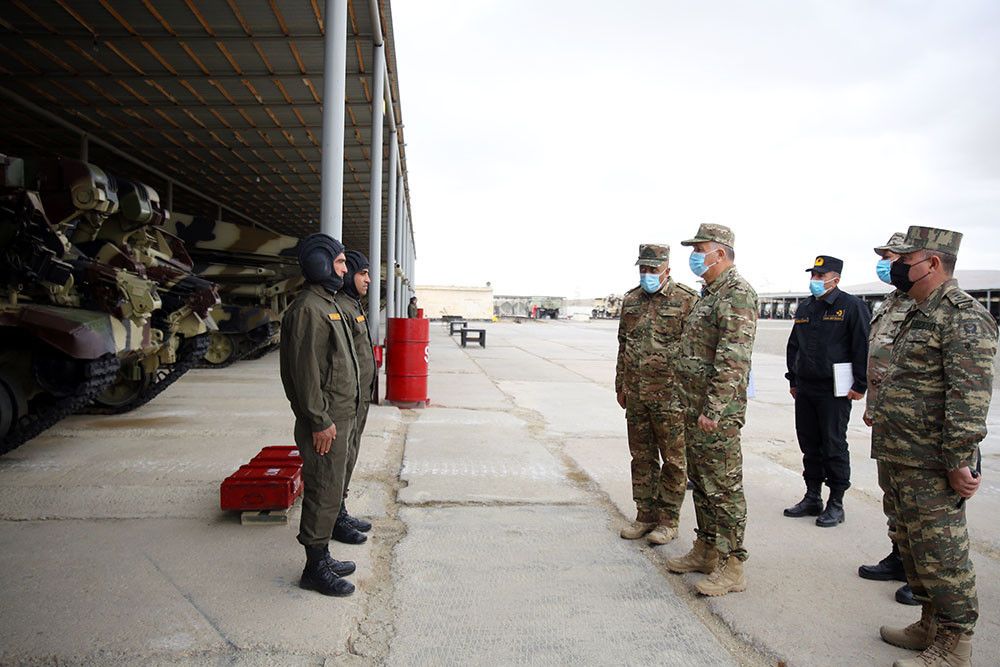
0, 0, 409, 254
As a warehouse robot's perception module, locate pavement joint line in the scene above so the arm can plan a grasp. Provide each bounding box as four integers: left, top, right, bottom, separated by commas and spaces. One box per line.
396, 499, 592, 509
463, 351, 775, 667
142, 552, 238, 652
342, 408, 413, 663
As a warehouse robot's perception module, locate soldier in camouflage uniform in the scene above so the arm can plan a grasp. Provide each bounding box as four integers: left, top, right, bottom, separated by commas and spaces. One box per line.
615, 244, 700, 545
332, 250, 376, 545
873, 226, 996, 667
279, 233, 361, 598
857, 233, 918, 607
665, 223, 758, 597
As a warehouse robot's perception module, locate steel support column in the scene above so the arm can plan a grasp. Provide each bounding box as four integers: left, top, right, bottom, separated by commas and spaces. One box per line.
395, 174, 405, 316
384, 133, 398, 331
320, 0, 348, 239
367, 43, 386, 345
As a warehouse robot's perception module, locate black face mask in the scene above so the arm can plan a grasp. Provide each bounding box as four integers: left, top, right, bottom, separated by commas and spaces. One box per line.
889, 257, 931, 293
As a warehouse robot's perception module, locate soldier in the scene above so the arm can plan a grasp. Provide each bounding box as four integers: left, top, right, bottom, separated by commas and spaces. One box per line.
332, 250, 376, 545
408, 296, 418, 318
873, 226, 996, 666
783, 255, 870, 527
615, 244, 700, 545
857, 233, 918, 606
666, 223, 758, 597
279, 233, 361, 597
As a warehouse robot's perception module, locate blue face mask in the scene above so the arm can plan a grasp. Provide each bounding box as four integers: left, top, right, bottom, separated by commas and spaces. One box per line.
876, 258, 892, 284
689, 251, 715, 277
640, 272, 664, 293
809, 279, 829, 297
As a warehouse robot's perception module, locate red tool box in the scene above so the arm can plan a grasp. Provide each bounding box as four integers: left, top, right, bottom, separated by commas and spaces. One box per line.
220, 464, 303, 511
248, 446, 302, 468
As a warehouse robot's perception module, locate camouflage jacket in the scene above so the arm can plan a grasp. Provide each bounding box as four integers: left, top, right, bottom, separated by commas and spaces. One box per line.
279, 284, 360, 430
615, 278, 700, 402
864, 289, 913, 422
871, 279, 997, 470
334, 291, 377, 404
675, 266, 758, 422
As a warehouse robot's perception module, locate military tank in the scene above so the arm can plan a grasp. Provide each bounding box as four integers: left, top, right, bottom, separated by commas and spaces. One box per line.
165, 213, 302, 367
0, 155, 159, 452
65, 175, 218, 413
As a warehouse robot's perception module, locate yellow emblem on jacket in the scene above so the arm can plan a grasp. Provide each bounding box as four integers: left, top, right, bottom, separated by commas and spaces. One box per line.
328, 313, 342, 321
356, 315, 366, 322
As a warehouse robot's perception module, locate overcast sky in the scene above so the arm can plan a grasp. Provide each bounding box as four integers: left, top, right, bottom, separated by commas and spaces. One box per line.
391, 0, 1000, 297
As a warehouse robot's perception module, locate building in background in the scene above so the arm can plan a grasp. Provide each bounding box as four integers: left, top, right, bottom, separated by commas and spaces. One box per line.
415, 285, 494, 320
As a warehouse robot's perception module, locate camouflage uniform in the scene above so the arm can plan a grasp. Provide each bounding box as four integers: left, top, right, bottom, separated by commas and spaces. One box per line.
866, 286, 913, 535
872, 226, 997, 635
333, 291, 377, 499
280, 283, 360, 547
616, 244, 700, 525
676, 224, 758, 561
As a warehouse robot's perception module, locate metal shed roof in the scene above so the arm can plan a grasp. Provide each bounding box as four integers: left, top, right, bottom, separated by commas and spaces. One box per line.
0, 0, 410, 254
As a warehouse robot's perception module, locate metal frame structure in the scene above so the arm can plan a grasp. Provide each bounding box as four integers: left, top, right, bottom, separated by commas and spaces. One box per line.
0, 0, 418, 344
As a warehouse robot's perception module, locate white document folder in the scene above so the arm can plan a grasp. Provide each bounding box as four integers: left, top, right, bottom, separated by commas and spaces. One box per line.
833, 363, 853, 397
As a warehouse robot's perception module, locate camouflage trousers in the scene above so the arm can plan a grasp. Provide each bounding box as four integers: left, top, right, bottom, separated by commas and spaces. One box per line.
294, 415, 355, 547
625, 398, 686, 524
876, 460, 897, 537
684, 414, 748, 561
344, 399, 370, 501
884, 462, 977, 633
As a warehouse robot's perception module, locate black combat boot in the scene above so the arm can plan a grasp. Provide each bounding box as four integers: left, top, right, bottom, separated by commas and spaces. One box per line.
895, 584, 919, 606
816, 488, 845, 527
783, 481, 823, 517
339, 503, 372, 533
859, 542, 906, 581
300, 546, 355, 597
332, 513, 368, 544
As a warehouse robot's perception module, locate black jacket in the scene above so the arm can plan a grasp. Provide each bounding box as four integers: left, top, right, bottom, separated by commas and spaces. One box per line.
785, 287, 870, 393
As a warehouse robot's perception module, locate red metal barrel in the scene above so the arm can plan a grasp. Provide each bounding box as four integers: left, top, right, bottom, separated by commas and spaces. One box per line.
416, 308, 424, 318
385, 317, 429, 405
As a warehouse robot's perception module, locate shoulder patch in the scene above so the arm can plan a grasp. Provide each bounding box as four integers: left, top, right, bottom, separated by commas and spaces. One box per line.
676, 282, 700, 297
963, 322, 978, 335
328, 312, 342, 321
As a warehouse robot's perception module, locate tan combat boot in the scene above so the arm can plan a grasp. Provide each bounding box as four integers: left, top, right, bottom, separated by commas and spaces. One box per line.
881, 604, 937, 651
646, 524, 678, 545
892, 628, 972, 667
695, 555, 747, 596
666, 538, 719, 574
620, 511, 657, 540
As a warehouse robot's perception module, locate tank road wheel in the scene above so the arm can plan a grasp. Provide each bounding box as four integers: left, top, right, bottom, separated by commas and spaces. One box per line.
203, 332, 236, 366
93, 371, 151, 410
0, 378, 17, 442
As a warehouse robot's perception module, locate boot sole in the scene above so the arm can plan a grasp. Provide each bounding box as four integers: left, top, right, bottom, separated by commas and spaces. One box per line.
666, 564, 717, 575
783, 509, 822, 517
646, 535, 677, 545
696, 583, 747, 596
816, 518, 845, 528
332, 533, 368, 545
299, 579, 355, 597
858, 568, 907, 582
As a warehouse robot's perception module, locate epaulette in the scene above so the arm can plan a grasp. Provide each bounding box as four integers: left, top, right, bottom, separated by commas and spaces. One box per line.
944, 288, 975, 309
675, 282, 700, 297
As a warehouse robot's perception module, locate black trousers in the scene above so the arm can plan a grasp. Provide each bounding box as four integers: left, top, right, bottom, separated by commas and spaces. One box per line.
794, 381, 852, 491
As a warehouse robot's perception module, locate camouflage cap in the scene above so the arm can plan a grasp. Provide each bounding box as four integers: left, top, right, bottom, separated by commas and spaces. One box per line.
873, 232, 906, 255
635, 243, 670, 267
680, 223, 735, 249
888, 225, 963, 256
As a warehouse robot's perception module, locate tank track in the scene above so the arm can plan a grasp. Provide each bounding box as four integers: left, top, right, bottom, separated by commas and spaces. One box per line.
84, 334, 210, 415
1, 354, 121, 456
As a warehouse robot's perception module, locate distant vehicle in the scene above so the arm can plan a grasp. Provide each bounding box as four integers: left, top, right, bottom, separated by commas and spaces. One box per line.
592, 294, 622, 319
534, 296, 564, 319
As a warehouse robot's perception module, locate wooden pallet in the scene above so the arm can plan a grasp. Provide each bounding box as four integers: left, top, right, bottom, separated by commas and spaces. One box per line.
240, 495, 301, 525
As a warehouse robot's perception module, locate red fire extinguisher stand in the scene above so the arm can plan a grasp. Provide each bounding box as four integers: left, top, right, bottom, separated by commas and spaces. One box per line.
385, 317, 429, 407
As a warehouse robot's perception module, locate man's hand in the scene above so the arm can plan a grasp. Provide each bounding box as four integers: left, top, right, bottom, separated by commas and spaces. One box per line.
312, 424, 337, 455
847, 389, 864, 401
697, 414, 718, 433
616, 390, 626, 409
947, 466, 981, 499
789, 387, 797, 400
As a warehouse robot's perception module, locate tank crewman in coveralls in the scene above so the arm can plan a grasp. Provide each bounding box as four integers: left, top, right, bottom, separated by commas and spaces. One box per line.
783, 255, 870, 527
616, 243, 700, 546
873, 226, 997, 667
332, 250, 377, 545
279, 233, 361, 597
666, 223, 758, 598
857, 233, 918, 606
